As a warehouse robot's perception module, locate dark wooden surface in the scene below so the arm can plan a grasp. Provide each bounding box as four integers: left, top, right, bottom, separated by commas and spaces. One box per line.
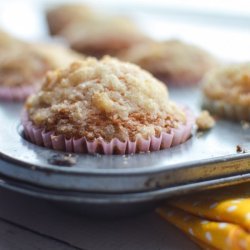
0, 189, 198, 250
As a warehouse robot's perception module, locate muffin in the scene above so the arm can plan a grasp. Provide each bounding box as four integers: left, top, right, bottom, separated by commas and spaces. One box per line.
22, 56, 194, 155
0, 30, 26, 49
0, 33, 85, 101
119, 40, 218, 86
0, 45, 51, 101
46, 4, 94, 35
59, 16, 150, 58
202, 63, 250, 121
31, 43, 85, 69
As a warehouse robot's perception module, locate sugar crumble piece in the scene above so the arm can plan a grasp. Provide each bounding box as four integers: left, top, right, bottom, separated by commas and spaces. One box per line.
196, 110, 215, 131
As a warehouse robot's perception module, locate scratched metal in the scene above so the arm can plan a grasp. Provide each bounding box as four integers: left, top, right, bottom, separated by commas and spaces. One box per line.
0, 87, 250, 197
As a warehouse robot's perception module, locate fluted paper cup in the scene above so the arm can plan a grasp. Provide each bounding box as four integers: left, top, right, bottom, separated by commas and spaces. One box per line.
0, 85, 36, 101
21, 108, 194, 155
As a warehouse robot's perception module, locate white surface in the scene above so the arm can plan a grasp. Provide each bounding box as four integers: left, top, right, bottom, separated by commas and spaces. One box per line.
0, 189, 199, 250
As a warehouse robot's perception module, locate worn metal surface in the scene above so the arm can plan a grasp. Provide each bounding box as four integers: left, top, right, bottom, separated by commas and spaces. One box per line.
0, 87, 250, 200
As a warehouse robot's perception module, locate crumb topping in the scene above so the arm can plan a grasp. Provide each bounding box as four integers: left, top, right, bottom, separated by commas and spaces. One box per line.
25, 56, 187, 141
119, 40, 218, 83
202, 63, 250, 106
196, 110, 215, 131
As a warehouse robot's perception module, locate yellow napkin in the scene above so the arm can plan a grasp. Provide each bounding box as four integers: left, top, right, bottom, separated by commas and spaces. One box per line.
157, 183, 250, 250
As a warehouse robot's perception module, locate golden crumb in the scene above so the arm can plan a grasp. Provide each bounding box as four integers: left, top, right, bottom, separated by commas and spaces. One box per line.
202, 63, 250, 106
26, 56, 187, 141
196, 110, 215, 131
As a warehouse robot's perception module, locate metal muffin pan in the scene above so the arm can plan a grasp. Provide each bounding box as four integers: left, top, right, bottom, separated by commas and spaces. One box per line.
0, 87, 250, 211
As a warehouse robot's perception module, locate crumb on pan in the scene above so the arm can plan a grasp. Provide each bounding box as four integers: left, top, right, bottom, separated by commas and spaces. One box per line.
48, 153, 77, 166
236, 145, 246, 153
196, 110, 215, 131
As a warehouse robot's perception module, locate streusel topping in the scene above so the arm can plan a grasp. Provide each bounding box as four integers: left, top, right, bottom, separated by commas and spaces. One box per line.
202, 63, 250, 106
26, 57, 186, 141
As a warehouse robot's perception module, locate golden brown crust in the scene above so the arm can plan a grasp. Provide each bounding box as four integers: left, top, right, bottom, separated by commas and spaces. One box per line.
119, 40, 218, 85
59, 16, 150, 58
202, 63, 250, 106
25, 57, 187, 141
46, 4, 94, 35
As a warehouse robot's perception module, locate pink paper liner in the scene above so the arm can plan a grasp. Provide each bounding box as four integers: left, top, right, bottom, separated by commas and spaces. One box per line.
0, 85, 36, 101
21, 108, 194, 155
155, 74, 202, 87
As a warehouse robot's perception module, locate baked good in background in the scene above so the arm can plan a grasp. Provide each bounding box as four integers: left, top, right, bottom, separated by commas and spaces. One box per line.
202, 63, 250, 121
0, 31, 51, 101
31, 43, 85, 69
22, 56, 194, 154
46, 4, 95, 35
58, 16, 150, 58
46, 4, 151, 58
0, 31, 85, 101
0, 30, 26, 49
119, 40, 219, 86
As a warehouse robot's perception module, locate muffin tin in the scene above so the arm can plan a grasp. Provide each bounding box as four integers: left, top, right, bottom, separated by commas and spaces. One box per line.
0, 87, 250, 215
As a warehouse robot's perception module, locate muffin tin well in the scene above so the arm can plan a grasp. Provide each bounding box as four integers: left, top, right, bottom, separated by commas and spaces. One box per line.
0, 87, 250, 215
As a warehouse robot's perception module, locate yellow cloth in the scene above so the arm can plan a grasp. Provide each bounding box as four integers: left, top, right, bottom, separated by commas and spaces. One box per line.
157, 183, 250, 250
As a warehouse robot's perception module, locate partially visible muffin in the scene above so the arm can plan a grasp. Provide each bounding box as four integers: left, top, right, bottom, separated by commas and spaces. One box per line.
0, 31, 85, 101
0, 30, 25, 49
59, 16, 150, 58
23, 56, 194, 154
31, 43, 85, 69
46, 4, 94, 35
119, 40, 218, 86
0, 43, 51, 101
202, 63, 250, 121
